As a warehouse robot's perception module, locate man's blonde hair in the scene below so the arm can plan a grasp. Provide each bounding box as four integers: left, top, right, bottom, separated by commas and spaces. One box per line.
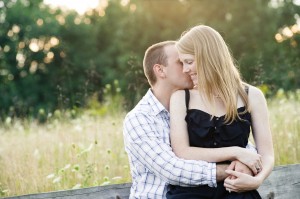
176, 25, 249, 123
143, 41, 176, 86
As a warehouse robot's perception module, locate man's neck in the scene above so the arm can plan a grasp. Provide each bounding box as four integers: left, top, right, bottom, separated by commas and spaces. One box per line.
151, 84, 175, 111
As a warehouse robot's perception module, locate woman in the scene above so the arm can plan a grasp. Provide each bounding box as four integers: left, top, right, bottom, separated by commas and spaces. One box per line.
167, 25, 274, 198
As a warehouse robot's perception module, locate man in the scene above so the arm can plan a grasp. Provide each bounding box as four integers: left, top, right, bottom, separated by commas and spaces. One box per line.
123, 41, 257, 199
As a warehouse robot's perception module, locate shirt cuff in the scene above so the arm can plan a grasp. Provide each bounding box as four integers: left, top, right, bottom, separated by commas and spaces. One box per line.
207, 163, 217, 187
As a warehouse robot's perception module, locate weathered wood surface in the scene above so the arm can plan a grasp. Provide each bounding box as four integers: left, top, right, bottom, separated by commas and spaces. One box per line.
2, 183, 132, 199
257, 164, 300, 199
3, 164, 300, 199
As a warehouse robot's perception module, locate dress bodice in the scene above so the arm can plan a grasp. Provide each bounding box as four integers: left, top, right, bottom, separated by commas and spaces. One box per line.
186, 106, 252, 149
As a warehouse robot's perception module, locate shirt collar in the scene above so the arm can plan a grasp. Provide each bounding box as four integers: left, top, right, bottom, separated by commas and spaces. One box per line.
145, 89, 168, 116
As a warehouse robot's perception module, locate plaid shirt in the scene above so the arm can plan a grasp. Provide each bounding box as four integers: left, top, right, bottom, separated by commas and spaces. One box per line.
123, 89, 217, 199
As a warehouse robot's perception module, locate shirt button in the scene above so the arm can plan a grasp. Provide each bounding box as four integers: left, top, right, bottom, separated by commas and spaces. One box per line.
214, 126, 217, 129
216, 117, 219, 120
214, 142, 217, 146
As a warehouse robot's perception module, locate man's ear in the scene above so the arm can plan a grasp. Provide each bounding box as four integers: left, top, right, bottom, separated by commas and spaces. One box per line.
153, 64, 166, 78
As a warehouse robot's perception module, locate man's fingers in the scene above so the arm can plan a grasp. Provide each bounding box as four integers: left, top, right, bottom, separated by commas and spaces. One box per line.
225, 169, 242, 177
227, 161, 236, 171
255, 155, 263, 174
250, 165, 258, 175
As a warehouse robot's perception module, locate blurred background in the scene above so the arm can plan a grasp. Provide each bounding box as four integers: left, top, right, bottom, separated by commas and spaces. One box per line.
0, 0, 299, 197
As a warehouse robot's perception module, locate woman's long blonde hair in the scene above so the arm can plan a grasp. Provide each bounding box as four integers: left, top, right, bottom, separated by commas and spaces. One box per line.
176, 25, 249, 124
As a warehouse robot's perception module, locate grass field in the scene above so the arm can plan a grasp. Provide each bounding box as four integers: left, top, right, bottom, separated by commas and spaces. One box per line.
0, 112, 131, 197
268, 90, 300, 165
0, 91, 299, 197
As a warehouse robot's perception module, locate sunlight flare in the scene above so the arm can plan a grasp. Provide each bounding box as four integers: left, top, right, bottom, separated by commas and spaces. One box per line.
43, 0, 102, 15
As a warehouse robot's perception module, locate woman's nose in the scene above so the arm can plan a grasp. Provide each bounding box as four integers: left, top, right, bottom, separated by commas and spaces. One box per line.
183, 65, 190, 73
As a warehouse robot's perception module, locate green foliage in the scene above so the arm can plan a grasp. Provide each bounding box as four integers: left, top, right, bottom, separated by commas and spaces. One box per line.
86, 80, 124, 116
1, 0, 300, 117
0, 0, 101, 117
0, 182, 9, 197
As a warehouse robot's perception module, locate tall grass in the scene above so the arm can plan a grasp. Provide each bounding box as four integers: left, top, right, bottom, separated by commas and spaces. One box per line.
268, 89, 300, 165
0, 113, 131, 197
0, 89, 299, 197
0, 82, 131, 197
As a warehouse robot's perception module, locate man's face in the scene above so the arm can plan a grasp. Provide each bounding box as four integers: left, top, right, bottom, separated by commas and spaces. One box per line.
163, 45, 193, 90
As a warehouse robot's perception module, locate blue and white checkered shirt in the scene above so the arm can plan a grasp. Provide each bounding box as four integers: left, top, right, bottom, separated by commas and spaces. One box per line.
123, 89, 217, 199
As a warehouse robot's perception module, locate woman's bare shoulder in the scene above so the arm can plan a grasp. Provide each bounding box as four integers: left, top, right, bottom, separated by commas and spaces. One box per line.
170, 89, 187, 103
247, 85, 266, 105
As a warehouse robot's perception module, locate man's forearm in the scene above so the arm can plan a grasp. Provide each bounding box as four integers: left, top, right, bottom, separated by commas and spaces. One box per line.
216, 163, 230, 182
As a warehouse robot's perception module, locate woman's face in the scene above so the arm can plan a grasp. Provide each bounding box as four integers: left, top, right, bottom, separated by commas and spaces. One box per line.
178, 53, 197, 87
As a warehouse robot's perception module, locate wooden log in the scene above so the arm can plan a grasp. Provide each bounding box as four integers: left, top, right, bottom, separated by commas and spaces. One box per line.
3, 183, 132, 199
3, 164, 300, 199
257, 164, 300, 199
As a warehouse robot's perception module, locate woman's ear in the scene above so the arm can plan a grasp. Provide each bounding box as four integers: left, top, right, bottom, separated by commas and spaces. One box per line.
153, 64, 166, 79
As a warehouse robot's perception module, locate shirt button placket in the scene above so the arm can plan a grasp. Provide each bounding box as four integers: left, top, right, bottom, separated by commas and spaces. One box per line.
213, 126, 217, 146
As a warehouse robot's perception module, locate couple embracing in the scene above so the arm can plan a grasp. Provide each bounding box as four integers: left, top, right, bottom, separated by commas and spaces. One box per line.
123, 25, 274, 199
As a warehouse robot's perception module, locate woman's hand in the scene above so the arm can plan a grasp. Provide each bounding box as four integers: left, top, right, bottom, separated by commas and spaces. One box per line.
235, 148, 263, 175
224, 169, 263, 192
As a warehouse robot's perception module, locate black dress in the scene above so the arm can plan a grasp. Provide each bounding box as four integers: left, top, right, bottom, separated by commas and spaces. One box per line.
166, 89, 261, 199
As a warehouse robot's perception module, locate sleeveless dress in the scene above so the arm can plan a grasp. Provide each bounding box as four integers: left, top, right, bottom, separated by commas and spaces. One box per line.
166, 88, 262, 199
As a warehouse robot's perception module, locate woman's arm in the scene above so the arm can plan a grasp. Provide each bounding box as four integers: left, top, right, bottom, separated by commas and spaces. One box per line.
224, 86, 274, 191
170, 90, 262, 173
247, 86, 274, 181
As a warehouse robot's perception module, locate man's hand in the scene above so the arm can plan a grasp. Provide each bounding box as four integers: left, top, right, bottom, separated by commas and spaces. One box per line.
227, 160, 253, 179
217, 160, 253, 182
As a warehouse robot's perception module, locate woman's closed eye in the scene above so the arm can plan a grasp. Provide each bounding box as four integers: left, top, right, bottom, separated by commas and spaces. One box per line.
184, 60, 194, 65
